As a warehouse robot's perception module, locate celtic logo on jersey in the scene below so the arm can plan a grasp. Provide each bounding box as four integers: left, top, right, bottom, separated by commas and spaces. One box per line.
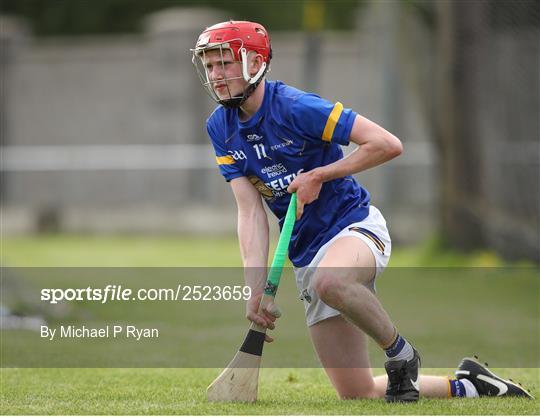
248, 175, 275, 201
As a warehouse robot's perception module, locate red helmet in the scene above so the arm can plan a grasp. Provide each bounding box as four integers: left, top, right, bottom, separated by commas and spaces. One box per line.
191, 21, 272, 108
194, 20, 272, 64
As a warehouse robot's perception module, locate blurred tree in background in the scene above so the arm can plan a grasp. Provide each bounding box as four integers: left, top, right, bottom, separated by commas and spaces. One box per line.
0, 0, 363, 35
435, 0, 539, 262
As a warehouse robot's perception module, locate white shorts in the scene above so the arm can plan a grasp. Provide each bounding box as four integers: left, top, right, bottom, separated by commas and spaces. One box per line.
294, 205, 392, 327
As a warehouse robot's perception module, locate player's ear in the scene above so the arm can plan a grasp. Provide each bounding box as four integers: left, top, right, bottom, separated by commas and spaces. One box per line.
249, 53, 263, 76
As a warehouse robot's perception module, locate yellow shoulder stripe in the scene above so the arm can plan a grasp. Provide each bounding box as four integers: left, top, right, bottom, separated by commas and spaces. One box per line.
215, 155, 235, 165
322, 102, 344, 142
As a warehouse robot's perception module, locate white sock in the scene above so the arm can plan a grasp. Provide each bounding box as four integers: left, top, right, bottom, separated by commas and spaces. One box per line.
461, 378, 479, 398
384, 333, 414, 362
389, 340, 414, 362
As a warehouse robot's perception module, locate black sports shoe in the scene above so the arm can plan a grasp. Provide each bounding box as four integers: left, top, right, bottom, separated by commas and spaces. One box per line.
384, 348, 421, 402
455, 357, 534, 399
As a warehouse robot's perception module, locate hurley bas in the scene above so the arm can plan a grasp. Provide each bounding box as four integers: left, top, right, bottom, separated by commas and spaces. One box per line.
41, 325, 159, 341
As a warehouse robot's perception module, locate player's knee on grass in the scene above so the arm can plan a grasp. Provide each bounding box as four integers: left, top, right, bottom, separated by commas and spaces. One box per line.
313, 272, 348, 309
339, 388, 379, 400
329, 371, 378, 400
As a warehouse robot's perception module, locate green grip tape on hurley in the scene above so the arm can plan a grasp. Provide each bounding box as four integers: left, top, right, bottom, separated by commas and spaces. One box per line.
264, 193, 297, 296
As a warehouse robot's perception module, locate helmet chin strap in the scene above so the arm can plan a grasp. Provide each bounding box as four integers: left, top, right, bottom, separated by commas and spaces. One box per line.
219, 48, 267, 109
219, 96, 246, 109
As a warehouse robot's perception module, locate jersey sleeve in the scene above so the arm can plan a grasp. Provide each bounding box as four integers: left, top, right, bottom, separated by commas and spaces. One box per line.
289, 94, 357, 146
206, 117, 244, 182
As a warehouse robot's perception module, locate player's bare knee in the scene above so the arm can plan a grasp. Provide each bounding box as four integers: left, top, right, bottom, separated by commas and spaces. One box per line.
313, 273, 347, 308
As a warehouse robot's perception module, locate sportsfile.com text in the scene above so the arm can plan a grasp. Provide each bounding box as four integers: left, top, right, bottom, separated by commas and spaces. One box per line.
40, 284, 252, 304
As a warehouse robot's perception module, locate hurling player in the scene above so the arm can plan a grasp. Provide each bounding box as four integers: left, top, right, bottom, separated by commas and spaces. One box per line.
191, 20, 533, 402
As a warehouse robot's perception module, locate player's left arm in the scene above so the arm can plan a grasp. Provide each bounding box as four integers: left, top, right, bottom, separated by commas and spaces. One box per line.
287, 115, 402, 219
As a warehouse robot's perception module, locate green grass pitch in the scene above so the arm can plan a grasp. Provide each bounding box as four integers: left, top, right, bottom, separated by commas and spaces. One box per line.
1, 235, 539, 415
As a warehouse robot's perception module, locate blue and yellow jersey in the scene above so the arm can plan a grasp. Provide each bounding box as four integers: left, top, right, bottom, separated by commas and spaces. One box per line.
206, 80, 370, 267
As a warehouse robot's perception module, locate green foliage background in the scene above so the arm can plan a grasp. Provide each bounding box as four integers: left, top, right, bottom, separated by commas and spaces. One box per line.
0, 0, 365, 36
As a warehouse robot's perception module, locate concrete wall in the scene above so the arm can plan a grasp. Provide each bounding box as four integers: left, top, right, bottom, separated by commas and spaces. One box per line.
1, 5, 437, 243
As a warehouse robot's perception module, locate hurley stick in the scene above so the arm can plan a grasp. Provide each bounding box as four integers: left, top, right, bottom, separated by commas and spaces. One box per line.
207, 193, 297, 402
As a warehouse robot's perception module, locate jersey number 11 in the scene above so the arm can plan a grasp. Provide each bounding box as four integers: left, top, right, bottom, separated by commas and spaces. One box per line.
253, 144, 268, 159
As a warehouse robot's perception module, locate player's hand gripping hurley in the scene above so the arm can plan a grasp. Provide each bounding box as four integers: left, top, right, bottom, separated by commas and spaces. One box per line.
207, 193, 297, 402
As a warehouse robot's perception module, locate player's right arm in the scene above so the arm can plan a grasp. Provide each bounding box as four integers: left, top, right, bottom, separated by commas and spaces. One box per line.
230, 177, 278, 339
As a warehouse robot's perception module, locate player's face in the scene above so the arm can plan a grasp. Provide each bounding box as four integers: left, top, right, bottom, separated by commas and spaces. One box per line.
203, 49, 246, 100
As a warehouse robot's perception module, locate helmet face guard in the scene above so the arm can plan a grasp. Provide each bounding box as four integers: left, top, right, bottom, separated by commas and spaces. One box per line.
191, 21, 271, 108
191, 41, 267, 108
